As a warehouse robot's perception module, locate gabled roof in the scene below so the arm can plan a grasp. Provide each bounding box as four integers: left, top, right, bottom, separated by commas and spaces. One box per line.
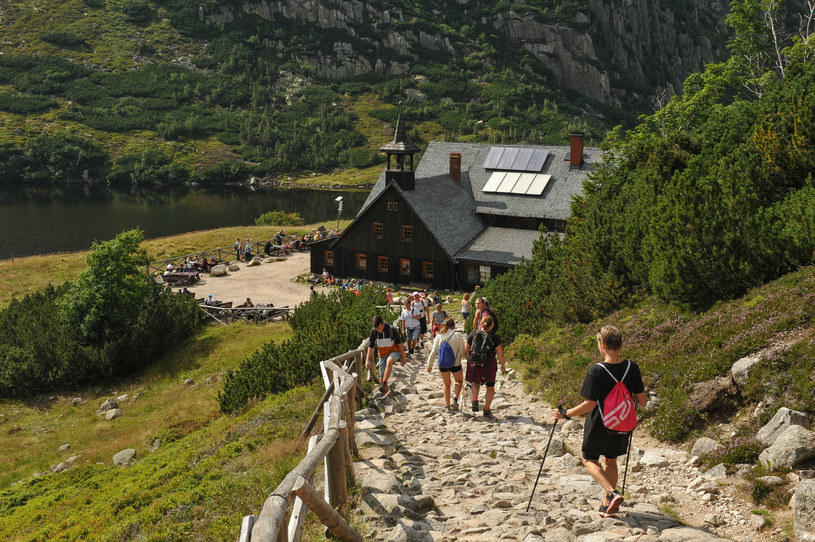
455, 227, 543, 266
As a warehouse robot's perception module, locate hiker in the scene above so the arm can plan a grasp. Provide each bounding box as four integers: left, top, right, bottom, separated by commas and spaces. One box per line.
431, 303, 448, 338
461, 292, 471, 321
426, 317, 465, 411
385, 287, 394, 305
464, 314, 506, 418
310, 285, 317, 302
398, 297, 421, 355
244, 239, 252, 260
414, 292, 428, 347
365, 314, 407, 395
473, 297, 498, 333
553, 325, 647, 518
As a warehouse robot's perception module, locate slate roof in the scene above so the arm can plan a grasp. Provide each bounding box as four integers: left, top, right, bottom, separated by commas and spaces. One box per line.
359, 139, 599, 266
455, 227, 542, 266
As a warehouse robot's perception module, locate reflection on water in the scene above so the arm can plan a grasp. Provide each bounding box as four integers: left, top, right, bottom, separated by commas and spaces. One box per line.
0, 184, 368, 259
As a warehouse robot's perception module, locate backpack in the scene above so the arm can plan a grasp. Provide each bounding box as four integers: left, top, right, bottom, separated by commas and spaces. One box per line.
596, 361, 637, 434
438, 335, 456, 369
469, 330, 495, 367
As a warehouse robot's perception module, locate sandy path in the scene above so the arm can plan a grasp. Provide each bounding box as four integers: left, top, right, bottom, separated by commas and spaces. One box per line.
184, 252, 329, 308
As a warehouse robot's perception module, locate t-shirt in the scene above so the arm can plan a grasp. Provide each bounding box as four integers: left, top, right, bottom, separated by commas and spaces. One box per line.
399, 308, 420, 329
369, 324, 402, 358
466, 330, 502, 365
579, 360, 645, 458
475, 307, 498, 333
432, 310, 448, 326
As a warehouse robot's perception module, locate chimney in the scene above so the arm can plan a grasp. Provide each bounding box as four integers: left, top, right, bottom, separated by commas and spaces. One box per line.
570, 132, 584, 169
449, 152, 461, 182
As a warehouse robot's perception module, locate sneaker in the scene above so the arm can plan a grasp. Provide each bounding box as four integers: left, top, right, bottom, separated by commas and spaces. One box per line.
409, 349, 414, 355
445, 406, 452, 412
483, 409, 493, 418
450, 401, 459, 411
600, 490, 624, 517
378, 381, 389, 395
472, 400, 479, 412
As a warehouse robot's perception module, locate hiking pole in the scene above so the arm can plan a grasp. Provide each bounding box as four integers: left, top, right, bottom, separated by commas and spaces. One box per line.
621, 427, 634, 496
526, 408, 560, 513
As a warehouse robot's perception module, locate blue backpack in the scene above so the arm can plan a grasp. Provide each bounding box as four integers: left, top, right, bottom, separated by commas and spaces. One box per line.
438, 337, 456, 369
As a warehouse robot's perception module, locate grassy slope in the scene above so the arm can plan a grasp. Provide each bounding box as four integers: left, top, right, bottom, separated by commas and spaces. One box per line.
509, 265, 815, 442
0, 219, 353, 308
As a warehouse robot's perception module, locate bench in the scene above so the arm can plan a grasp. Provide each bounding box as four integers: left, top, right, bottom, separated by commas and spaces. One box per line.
161, 272, 200, 286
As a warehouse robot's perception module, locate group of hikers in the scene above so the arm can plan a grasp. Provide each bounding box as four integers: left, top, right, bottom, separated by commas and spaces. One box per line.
365, 292, 646, 518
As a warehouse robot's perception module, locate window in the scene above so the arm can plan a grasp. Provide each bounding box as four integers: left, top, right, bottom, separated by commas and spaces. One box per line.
422, 261, 434, 279
479, 265, 491, 283
324, 250, 334, 266
372, 222, 384, 239
356, 253, 367, 270
401, 225, 413, 242
387, 201, 398, 211
377, 256, 389, 272
400, 259, 411, 275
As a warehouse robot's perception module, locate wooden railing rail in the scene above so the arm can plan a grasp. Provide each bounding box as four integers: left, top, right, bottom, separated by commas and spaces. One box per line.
241, 344, 367, 542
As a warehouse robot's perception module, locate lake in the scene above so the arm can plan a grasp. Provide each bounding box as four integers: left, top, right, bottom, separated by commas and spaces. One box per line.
0, 184, 368, 259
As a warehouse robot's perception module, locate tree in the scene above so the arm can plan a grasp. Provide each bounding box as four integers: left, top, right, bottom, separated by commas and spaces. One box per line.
59, 229, 151, 343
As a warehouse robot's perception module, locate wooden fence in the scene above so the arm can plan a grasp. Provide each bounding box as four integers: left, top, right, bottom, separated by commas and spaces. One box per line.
240, 345, 367, 542
198, 305, 294, 326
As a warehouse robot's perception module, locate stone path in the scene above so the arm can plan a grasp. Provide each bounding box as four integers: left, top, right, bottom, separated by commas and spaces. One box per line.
352, 337, 773, 542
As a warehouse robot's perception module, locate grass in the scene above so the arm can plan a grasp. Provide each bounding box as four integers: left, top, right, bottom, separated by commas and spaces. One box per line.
0, 220, 353, 309
0, 317, 337, 540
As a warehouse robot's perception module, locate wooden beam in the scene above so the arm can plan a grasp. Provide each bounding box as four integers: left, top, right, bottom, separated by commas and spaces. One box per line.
298, 380, 334, 443
287, 435, 319, 542
291, 477, 362, 542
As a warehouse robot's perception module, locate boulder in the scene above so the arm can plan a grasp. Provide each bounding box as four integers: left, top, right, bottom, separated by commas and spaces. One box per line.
98, 398, 118, 412
731, 353, 762, 388
58, 444, 70, 452
756, 407, 811, 447
691, 437, 722, 457
113, 448, 136, 465
795, 479, 815, 542
758, 425, 815, 470
116, 394, 129, 402
641, 449, 669, 467
210, 264, 228, 276
688, 376, 739, 413
105, 408, 122, 420
543, 434, 567, 457
71, 397, 83, 406
247, 258, 261, 267
228, 263, 240, 272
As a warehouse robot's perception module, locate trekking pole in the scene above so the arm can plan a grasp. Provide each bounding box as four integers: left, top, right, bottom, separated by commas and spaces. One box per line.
621, 428, 634, 496
526, 409, 560, 513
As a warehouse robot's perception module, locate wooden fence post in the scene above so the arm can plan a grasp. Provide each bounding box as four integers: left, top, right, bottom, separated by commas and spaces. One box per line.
291, 477, 362, 542
287, 434, 319, 542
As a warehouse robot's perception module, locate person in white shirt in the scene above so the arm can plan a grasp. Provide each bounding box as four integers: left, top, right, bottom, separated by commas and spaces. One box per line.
426, 318, 466, 411
398, 296, 421, 354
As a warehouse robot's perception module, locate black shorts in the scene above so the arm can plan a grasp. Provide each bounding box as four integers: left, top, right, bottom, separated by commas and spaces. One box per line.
582, 453, 618, 461
419, 316, 427, 334
439, 365, 462, 374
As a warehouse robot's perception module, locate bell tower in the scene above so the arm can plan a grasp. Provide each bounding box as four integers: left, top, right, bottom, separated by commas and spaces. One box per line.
379, 115, 420, 191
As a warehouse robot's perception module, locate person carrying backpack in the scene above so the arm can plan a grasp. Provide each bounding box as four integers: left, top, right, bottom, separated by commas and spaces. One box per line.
365, 315, 407, 395
553, 325, 647, 518
464, 314, 506, 418
426, 317, 465, 411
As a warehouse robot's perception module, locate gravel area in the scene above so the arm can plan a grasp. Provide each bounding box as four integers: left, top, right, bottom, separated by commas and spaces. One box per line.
184, 252, 329, 308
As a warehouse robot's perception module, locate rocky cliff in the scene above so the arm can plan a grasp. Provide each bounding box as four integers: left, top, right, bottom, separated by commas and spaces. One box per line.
200, 0, 730, 110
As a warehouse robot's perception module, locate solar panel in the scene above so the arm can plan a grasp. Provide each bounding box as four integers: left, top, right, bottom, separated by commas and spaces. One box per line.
496, 147, 520, 170
496, 171, 522, 192
482, 171, 506, 193
482, 147, 504, 170
483, 146, 548, 172
512, 172, 537, 194
526, 174, 552, 195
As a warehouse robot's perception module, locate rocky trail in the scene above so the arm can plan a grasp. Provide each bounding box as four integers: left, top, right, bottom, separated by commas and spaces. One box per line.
350, 337, 785, 542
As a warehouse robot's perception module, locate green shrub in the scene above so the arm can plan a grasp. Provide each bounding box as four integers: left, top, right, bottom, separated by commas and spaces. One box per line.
218, 288, 395, 413
255, 210, 304, 226
39, 32, 88, 49
121, 0, 154, 25
0, 94, 58, 114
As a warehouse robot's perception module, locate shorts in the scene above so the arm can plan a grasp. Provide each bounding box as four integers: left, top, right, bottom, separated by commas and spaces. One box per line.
461, 311, 470, 320
406, 326, 420, 340
465, 360, 497, 386
582, 453, 618, 461
377, 351, 401, 378
419, 316, 427, 335
439, 365, 462, 374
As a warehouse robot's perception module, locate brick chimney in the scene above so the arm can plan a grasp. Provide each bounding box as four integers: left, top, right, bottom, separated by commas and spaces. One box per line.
449, 152, 461, 182
570, 132, 584, 169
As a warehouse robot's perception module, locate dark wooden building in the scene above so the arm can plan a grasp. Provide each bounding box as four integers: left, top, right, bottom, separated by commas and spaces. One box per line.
311, 119, 599, 290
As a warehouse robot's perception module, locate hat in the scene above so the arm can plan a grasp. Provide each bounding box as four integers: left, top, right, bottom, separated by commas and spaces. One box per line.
412, 291, 419, 296
208, 294, 213, 298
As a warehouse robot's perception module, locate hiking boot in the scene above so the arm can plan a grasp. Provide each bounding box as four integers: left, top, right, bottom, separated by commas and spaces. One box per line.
600, 490, 624, 517
450, 400, 459, 411
378, 381, 389, 395
483, 409, 493, 419
445, 406, 452, 412
472, 400, 479, 412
